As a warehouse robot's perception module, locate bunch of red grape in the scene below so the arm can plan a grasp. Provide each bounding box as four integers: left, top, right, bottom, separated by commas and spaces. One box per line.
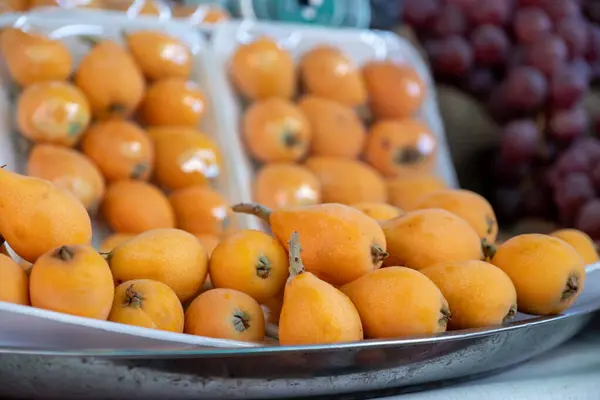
403, 0, 600, 239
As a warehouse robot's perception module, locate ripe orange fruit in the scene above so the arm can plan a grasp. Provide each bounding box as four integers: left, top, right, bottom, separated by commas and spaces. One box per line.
253, 163, 321, 210
0, 27, 72, 87
387, 175, 447, 211
490, 234, 586, 315
422, 260, 517, 330
381, 208, 483, 270
414, 189, 498, 243
108, 228, 208, 303
304, 157, 387, 204
195, 234, 220, 257
148, 127, 222, 190
341, 267, 449, 338
101, 180, 175, 234
17, 81, 91, 146
363, 61, 426, 119
351, 202, 404, 221
230, 37, 296, 100
168, 185, 235, 237
125, 30, 192, 81
0, 253, 29, 306
299, 46, 366, 107
140, 78, 206, 127
27, 144, 105, 211
243, 98, 311, 163
550, 229, 599, 265
99, 233, 135, 253
365, 119, 437, 178
185, 288, 265, 341
75, 40, 145, 119
108, 279, 185, 333
298, 95, 366, 159
81, 120, 154, 182
29, 245, 114, 319
279, 231, 364, 345
209, 230, 288, 302
30, 0, 104, 8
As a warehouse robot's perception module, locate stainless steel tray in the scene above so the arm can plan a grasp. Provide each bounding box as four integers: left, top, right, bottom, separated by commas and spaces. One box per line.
1, 264, 599, 399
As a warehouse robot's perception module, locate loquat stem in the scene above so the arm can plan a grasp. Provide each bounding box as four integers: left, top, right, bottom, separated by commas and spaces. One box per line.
232, 202, 272, 222
0, 165, 6, 169
288, 231, 304, 279
371, 244, 389, 264
54, 246, 74, 262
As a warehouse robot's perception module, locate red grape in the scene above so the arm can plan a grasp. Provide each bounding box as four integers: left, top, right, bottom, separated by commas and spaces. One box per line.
589, 162, 600, 190
525, 34, 569, 76
557, 17, 590, 58
541, 0, 581, 23
464, 68, 496, 98
522, 185, 555, 218
596, 117, 600, 136
403, 0, 441, 29
448, 0, 476, 12
571, 58, 592, 83
549, 106, 589, 142
471, 24, 510, 66
571, 137, 600, 164
517, 0, 542, 6
550, 65, 587, 109
575, 199, 600, 239
554, 172, 595, 225
488, 85, 519, 122
514, 7, 553, 45
500, 119, 540, 163
433, 4, 468, 37
504, 66, 548, 111
467, 0, 512, 26
427, 36, 474, 77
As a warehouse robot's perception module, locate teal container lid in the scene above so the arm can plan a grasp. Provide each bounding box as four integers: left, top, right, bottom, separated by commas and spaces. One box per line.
227, 0, 371, 28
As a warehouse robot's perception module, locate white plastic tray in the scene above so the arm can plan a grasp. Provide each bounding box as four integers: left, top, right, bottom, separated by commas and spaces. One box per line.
0, 13, 256, 349
209, 20, 459, 195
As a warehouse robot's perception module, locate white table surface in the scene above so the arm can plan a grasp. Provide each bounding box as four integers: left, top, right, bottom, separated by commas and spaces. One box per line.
382, 314, 600, 400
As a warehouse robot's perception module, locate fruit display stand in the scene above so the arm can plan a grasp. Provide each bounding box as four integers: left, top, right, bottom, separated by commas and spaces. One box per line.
1, 11, 600, 400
